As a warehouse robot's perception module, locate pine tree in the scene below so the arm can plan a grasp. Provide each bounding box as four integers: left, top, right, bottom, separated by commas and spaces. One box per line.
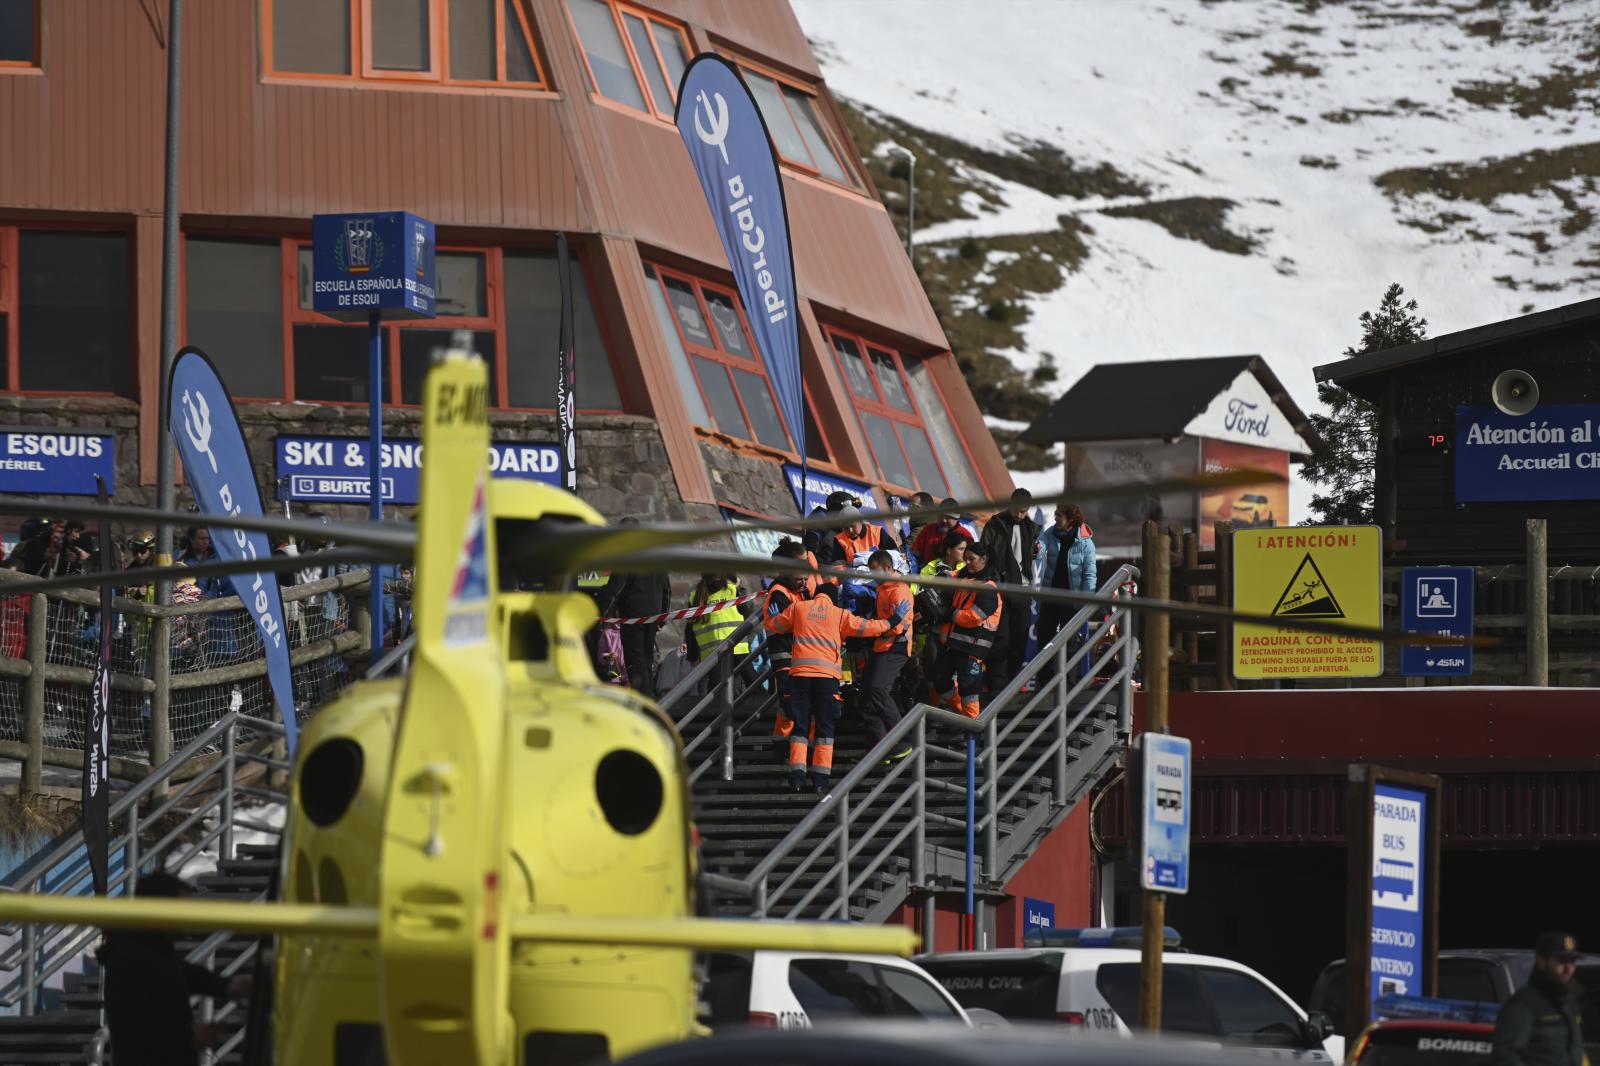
1303, 284, 1428, 524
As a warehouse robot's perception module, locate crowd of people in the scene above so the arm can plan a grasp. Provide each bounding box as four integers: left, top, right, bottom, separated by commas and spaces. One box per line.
638, 488, 1099, 797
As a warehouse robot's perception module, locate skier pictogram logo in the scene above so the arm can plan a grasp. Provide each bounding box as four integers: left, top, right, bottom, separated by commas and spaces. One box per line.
1271, 553, 1344, 618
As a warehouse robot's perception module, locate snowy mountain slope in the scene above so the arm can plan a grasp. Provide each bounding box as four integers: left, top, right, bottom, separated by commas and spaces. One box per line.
791, 0, 1600, 515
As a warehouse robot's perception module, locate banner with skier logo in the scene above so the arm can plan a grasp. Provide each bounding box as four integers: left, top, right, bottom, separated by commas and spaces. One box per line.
674, 55, 804, 505
168, 348, 298, 754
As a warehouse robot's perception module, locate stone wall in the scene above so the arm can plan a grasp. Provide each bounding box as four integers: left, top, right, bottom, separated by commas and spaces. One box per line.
699, 440, 802, 518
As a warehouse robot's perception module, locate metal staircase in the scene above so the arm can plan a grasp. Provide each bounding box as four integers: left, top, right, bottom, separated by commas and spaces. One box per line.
0, 711, 287, 1065
660, 565, 1140, 943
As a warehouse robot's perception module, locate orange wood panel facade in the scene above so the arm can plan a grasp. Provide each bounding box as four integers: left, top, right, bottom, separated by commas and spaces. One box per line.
0, 0, 1010, 506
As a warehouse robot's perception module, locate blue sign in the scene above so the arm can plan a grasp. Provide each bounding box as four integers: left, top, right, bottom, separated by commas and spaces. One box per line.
676, 57, 804, 481
1401, 566, 1473, 677
310, 212, 436, 321
276, 435, 561, 505
0, 431, 115, 496
782, 463, 879, 517
1140, 733, 1191, 894
1023, 897, 1055, 932
1370, 783, 1427, 1006
1455, 404, 1600, 504
169, 349, 298, 755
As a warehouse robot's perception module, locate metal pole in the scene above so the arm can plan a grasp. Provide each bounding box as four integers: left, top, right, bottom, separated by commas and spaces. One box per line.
964, 734, 975, 950
155, 0, 183, 582
367, 310, 384, 666
1138, 522, 1171, 1031
1526, 519, 1548, 686
912, 716, 928, 949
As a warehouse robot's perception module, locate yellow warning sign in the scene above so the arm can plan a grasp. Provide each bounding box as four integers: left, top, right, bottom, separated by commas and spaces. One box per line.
1232, 526, 1382, 679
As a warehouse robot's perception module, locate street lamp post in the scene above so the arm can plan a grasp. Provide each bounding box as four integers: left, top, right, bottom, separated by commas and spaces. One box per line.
887, 145, 916, 262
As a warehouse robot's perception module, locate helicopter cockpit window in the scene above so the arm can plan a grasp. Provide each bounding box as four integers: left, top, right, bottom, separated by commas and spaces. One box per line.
301, 738, 365, 827
524, 1030, 609, 1066
333, 1022, 386, 1066
595, 750, 664, 836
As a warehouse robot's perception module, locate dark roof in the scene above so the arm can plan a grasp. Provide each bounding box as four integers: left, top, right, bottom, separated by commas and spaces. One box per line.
1314, 295, 1600, 400
1021, 354, 1317, 450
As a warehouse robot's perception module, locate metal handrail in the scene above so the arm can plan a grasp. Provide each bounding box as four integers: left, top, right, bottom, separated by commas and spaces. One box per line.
658, 614, 761, 712
701, 565, 1140, 932
0, 708, 288, 1014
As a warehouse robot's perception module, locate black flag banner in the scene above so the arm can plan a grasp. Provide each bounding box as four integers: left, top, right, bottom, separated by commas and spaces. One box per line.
556, 231, 577, 493
84, 476, 112, 895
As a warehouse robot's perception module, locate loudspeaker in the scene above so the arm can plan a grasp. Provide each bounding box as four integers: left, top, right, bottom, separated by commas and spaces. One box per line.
1491, 369, 1540, 416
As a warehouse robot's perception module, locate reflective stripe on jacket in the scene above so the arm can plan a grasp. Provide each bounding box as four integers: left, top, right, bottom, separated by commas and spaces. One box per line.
873, 581, 913, 653
690, 582, 748, 655
762, 583, 798, 668
947, 576, 1003, 659
767, 597, 890, 679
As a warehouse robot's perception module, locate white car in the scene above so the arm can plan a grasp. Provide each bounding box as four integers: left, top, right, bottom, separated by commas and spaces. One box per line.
917, 928, 1333, 1059
699, 950, 972, 1030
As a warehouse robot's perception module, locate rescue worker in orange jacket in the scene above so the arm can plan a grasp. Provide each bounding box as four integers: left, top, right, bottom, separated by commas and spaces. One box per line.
935, 539, 1004, 720
825, 505, 898, 569
766, 583, 890, 793
864, 550, 915, 763
765, 539, 812, 748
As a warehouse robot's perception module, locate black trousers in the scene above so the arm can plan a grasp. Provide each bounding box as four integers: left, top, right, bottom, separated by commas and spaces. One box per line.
863, 647, 909, 747
1001, 593, 1032, 683
620, 623, 658, 696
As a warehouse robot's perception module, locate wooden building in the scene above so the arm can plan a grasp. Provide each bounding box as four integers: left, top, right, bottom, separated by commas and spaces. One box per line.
0, 0, 1007, 525
1022, 355, 1316, 554
1314, 296, 1600, 563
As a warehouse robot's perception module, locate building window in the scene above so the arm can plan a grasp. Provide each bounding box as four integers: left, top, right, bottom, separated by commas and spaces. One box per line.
179, 236, 617, 411
0, 1, 39, 67
737, 63, 859, 188
642, 263, 795, 453
266, 0, 548, 88
825, 327, 981, 496
1, 229, 132, 395
567, 0, 690, 121
502, 250, 619, 410
186, 238, 285, 400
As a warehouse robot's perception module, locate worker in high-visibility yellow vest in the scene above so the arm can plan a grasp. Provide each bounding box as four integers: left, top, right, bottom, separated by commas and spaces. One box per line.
688, 573, 749, 661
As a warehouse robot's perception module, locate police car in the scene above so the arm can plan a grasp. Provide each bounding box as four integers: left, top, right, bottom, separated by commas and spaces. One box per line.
917, 927, 1334, 1059
699, 950, 971, 1030
1348, 995, 1499, 1066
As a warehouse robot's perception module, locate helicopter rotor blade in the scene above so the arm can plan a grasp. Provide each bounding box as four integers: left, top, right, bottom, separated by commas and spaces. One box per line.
592, 546, 1488, 650
0, 895, 919, 956
0, 546, 401, 600
0, 496, 414, 554
0, 894, 381, 937
528, 468, 1279, 575
510, 915, 917, 956
3, 468, 1274, 581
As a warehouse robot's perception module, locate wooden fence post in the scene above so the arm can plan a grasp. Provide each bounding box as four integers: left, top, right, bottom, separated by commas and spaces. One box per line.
1214, 522, 1235, 691
23, 594, 47, 797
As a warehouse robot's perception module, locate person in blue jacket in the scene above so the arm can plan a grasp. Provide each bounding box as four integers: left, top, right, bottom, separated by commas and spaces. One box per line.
1037, 504, 1097, 657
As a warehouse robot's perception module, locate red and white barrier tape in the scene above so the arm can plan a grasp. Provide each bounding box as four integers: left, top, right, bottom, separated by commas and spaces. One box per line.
601, 592, 761, 626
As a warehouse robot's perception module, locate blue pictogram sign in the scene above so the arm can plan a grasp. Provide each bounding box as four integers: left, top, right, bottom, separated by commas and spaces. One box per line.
1401, 566, 1473, 677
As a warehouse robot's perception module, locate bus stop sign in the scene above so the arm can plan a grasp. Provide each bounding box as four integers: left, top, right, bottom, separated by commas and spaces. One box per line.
1140, 734, 1191, 894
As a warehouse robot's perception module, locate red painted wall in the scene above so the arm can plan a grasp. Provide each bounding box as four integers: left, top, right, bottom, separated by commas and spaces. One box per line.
890, 799, 1095, 953
994, 801, 1093, 947
1135, 688, 1600, 773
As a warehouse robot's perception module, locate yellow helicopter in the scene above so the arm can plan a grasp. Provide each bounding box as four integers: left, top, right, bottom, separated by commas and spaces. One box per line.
0, 346, 1470, 1065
